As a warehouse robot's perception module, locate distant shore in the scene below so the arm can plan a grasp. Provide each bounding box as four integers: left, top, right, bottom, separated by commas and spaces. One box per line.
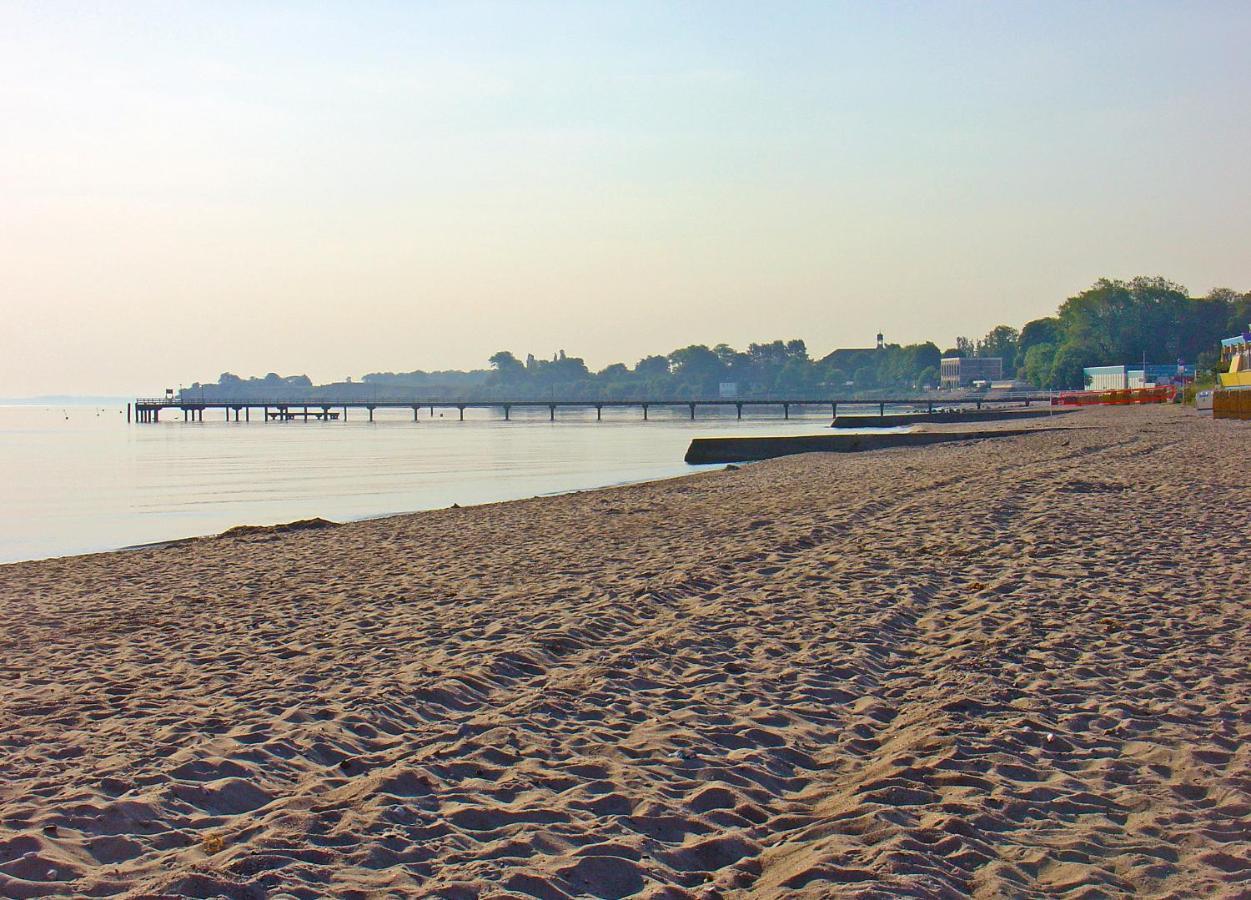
2, 405, 1247, 897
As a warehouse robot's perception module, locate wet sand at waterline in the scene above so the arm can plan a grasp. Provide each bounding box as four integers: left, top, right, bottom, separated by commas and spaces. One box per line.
1, 406, 1248, 898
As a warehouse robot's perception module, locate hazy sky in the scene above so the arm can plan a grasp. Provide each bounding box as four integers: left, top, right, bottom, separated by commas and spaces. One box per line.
3, 1, 1250, 395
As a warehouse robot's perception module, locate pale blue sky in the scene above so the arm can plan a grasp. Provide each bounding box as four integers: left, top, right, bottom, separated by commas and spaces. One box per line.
2, 1, 1249, 393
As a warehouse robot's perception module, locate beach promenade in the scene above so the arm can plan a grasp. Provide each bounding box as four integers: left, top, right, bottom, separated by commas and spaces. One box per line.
1, 406, 1248, 897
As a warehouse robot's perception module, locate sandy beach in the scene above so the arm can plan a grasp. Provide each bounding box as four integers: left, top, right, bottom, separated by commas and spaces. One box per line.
1, 405, 1248, 898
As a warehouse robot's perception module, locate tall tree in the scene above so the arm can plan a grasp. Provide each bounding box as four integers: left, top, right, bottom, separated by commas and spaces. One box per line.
487, 351, 526, 383
978, 325, 1020, 374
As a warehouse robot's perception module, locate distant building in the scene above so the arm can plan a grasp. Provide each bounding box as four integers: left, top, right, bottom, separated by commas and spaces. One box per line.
822, 335, 884, 376
1084, 364, 1196, 391
940, 356, 1003, 388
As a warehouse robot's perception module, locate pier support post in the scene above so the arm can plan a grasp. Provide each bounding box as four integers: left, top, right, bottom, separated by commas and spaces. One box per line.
879, 402, 885, 416
643, 404, 648, 421
832, 402, 837, 419
736, 403, 742, 420
689, 403, 695, 420
928, 401, 933, 414
784, 403, 790, 420
550, 404, 556, 421
430, 405, 434, 416
127, 403, 131, 423
504, 404, 510, 421
263, 406, 269, 422
413, 406, 419, 422
155, 409, 161, 422
343, 406, 348, 421
368, 406, 374, 422
596, 404, 602, 421
458, 405, 465, 421
245, 407, 250, 421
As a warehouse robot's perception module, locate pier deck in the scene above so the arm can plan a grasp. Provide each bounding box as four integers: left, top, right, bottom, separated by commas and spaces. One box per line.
128, 395, 1054, 424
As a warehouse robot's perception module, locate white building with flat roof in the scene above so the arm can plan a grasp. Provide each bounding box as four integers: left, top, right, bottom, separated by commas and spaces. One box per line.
940, 357, 1003, 388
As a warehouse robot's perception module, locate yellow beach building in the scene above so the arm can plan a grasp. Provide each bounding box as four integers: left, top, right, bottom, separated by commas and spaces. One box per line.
1215, 331, 1251, 419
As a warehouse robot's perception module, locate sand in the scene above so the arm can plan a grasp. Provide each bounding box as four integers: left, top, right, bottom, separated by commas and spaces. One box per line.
1, 405, 1248, 898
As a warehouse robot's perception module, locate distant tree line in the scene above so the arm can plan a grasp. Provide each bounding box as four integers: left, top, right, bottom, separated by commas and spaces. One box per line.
479, 340, 943, 400
187, 276, 1251, 400
1011, 277, 1250, 389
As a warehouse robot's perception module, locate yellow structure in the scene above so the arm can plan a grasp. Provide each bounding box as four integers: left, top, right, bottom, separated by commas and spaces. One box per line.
1219, 332, 1251, 388
1214, 388, 1251, 419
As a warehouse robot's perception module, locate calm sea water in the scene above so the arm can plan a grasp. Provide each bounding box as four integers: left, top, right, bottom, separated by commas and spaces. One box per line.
0, 402, 859, 564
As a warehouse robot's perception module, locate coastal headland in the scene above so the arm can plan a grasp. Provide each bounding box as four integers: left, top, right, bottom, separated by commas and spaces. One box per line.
1, 406, 1247, 897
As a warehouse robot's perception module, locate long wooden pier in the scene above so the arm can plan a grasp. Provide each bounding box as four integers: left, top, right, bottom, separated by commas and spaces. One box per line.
129, 395, 1053, 423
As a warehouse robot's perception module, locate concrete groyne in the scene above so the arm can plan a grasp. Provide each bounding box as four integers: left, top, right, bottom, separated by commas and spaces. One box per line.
684, 427, 1059, 464
831, 407, 1065, 428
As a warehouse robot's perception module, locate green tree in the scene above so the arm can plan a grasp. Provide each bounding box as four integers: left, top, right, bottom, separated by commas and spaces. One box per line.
1057, 277, 1189, 363
668, 345, 723, 382
1022, 343, 1057, 388
852, 365, 878, 389
978, 325, 1020, 374
487, 351, 526, 384
776, 356, 817, 394
1018, 317, 1059, 375
1048, 342, 1100, 389
634, 355, 670, 378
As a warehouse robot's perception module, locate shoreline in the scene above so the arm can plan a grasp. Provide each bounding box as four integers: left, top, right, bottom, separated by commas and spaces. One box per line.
3, 406, 1247, 897
0, 421, 916, 568
9, 462, 733, 568
1, 405, 879, 569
